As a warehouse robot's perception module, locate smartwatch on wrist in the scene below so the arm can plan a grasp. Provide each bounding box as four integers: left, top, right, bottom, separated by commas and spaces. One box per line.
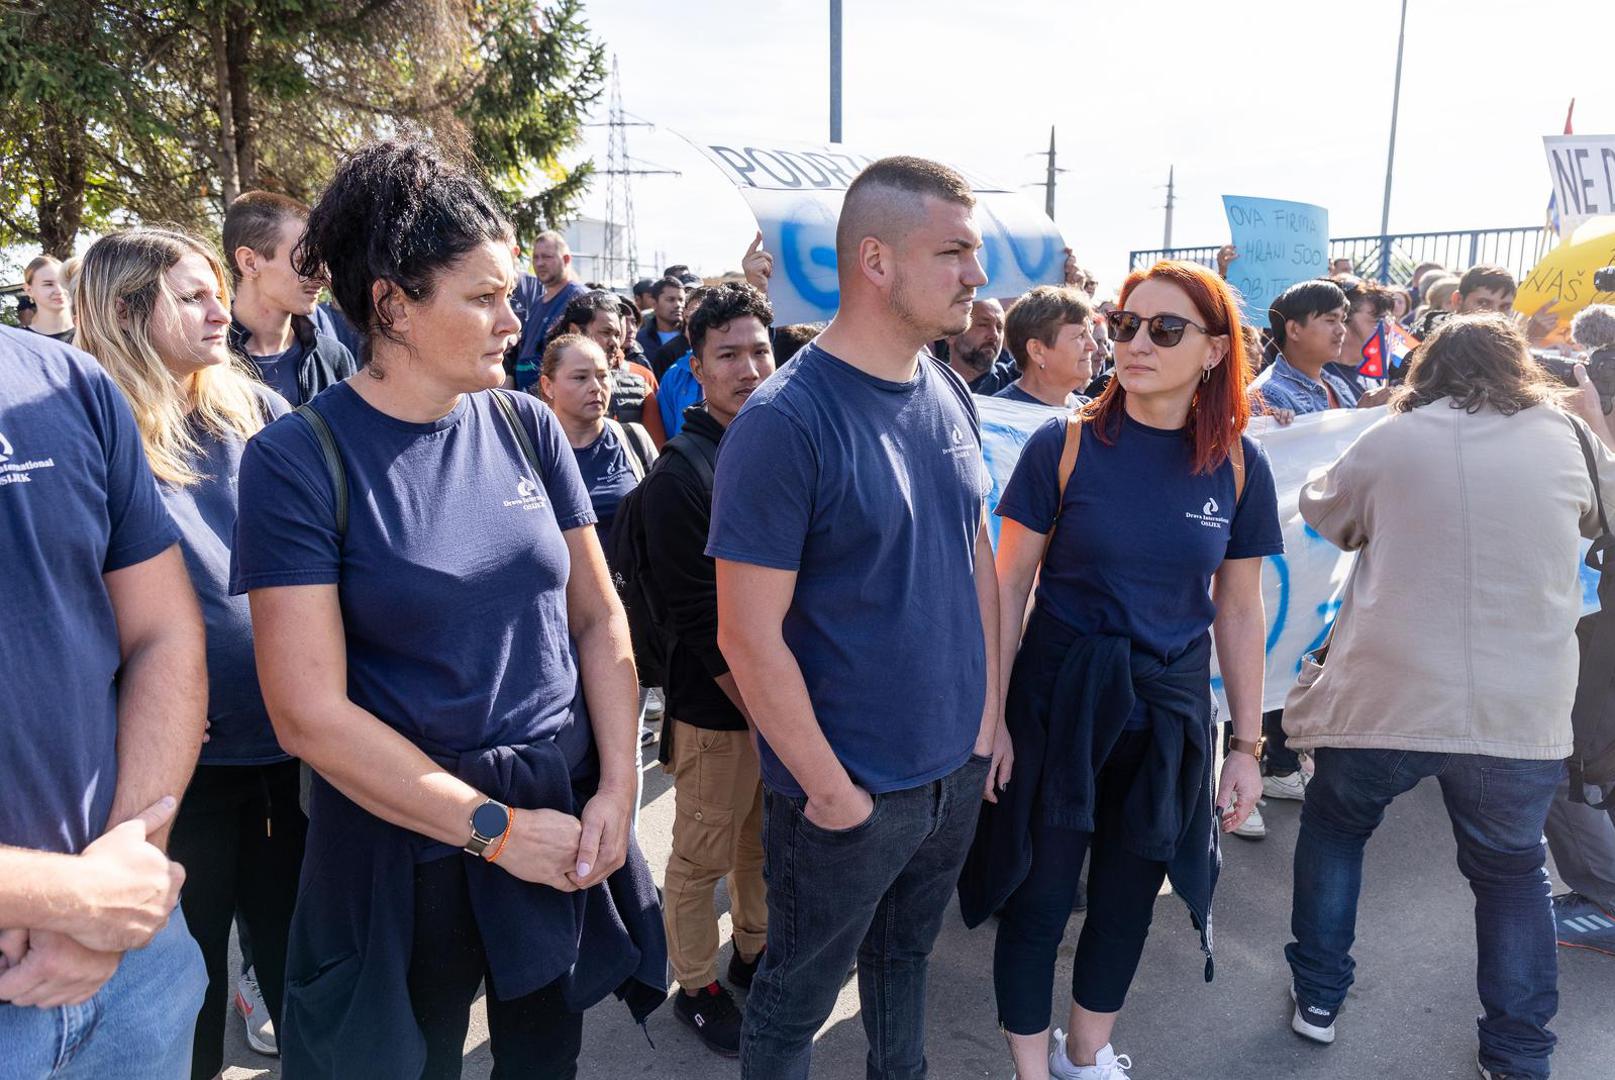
464, 799, 511, 858
1228, 735, 1266, 758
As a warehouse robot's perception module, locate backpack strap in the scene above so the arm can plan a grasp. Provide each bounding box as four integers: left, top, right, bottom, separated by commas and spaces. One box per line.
491, 388, 544, 478
1569, 414, 1612, 548
665, 428, 718, 493
294, 403, 347, 540
1230, 435, 1247, 506
605, 418, 650, 481
1039, 414, 1084, 561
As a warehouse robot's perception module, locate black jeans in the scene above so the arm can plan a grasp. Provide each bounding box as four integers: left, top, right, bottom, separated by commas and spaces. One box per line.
169, 759, 308, 1080
407, 855, 584, 1080
740, 754, 990, 1080
993, 730, 1170, 1033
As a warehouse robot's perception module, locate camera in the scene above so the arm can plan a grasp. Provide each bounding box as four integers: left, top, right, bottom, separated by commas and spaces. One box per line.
1535, 348, 1615, 414
1596, 266, 1615, 294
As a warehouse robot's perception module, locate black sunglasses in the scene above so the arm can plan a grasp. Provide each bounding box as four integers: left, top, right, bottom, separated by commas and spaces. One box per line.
1105, 309, 1213, 348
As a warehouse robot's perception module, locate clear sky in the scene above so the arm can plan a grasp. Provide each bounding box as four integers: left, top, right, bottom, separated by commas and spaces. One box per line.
564, 0, 1615, 295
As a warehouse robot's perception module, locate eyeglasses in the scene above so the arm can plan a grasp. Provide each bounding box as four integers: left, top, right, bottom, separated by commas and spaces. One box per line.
1105, 309, 1213, 348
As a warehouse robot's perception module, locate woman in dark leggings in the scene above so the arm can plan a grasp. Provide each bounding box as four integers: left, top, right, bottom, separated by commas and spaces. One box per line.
233, 137, 665, 1079
961, 260, 1283, 1080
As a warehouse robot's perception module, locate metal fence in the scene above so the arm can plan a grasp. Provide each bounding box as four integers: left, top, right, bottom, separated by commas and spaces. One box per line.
1129, 226, 1555, 287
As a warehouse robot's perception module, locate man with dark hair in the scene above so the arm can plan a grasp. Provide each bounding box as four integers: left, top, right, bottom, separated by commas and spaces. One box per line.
1250, 280, 1360, 417
509, 230, 588, 392
1456, 265, 1517, 315
632, 278, 657, 313
642, 282, 777, 1057
636, 276, 686, 360
709, 155, 1000, 1078
937, 298, 1016, 394
655, 287, 713, 437
771, 323, 823, 365
224, 191, 356, 406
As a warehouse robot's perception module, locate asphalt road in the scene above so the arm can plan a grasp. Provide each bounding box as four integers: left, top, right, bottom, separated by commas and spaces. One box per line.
222, 737, 1613, 1079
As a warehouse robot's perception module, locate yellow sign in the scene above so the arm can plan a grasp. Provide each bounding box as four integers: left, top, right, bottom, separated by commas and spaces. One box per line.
1518, 217, 1615, 343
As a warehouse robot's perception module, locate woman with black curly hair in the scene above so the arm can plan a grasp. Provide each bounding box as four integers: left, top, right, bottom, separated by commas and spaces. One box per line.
231, 137, 666, 1079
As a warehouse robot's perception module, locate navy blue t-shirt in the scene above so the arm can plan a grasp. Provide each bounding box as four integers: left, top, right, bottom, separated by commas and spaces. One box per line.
513, 279, 588, 392
572, 421, 642, 553
167, 386, 292, 765
249, 342, 304, 407
0, 327, 181, 853
707, 345, 989, 797
997, 413, 1284, 722
230, 384, 598, 766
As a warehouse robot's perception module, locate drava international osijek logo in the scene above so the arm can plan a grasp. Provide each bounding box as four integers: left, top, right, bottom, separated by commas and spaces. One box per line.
502, 474, 546, 511
0, 431, 58, 488
1185, 495, 1230, 530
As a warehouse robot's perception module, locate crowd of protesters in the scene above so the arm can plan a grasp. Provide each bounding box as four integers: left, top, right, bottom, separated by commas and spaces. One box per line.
4, 137, 1615, 1080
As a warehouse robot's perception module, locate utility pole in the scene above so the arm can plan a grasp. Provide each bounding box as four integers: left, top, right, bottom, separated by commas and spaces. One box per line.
829, 0, 843, 142
1163, 165, 1176, 249
1044, 127, 1057, 218
1025, 126, 1068, 220
1379, 0, 1410, 281
597, 56, 679, 284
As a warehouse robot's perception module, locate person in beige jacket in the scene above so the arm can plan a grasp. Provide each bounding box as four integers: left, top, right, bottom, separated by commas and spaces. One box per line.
1277, 314, 1615, 1080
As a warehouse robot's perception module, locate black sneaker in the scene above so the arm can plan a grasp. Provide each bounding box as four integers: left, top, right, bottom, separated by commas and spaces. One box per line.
674, 982, 743, 1057
1552, 891, 1615, 956
727, 945, 764, 990
1289, 985, 1337, 1045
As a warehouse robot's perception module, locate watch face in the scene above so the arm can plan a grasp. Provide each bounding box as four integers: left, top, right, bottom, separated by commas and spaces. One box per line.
471, 802, 509, 839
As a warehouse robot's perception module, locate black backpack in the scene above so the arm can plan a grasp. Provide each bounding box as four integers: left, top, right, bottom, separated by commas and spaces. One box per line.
607, 427, 718, 688
1569, 417, 1615, 807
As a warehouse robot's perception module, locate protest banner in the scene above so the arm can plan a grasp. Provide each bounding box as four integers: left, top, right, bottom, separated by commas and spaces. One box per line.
681, 134, 1068, 324
1544, 135, 1615, 238
1518, 216, 1615, 342
1221, 195, 1329, 326
975, 397, 1600, 713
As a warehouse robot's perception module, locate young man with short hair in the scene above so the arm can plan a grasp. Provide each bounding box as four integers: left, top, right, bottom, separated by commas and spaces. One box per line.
224, 192, 356, 406
642, 282, 777, 1057
636, 277, 687, 361
710, 156, 1002, 1079
1457, 265, 1517, 316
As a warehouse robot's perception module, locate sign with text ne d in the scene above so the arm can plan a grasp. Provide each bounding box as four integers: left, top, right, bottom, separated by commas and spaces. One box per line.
1544, 135, 1615, 237
682, 134, 1068, 324
1221, 195, 1329, 324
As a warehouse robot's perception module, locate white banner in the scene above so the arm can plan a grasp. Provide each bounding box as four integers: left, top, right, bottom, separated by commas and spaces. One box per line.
681, 134, 1068, 325
977, 398, 1600, 712
1545, 134, 1615, 237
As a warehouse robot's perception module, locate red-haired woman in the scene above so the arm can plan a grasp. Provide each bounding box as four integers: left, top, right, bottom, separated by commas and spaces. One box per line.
959, 261, 1283, 1079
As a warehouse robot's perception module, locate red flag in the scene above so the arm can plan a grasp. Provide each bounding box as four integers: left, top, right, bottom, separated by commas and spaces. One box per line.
1358, 322, 1386, 378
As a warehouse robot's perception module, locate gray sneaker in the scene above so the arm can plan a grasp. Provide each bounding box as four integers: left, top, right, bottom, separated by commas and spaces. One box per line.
235, 967, 278, 1056
1232, 803, 1266, 840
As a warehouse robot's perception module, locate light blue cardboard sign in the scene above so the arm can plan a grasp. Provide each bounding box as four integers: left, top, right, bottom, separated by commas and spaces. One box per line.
1221, 195, 1329, 325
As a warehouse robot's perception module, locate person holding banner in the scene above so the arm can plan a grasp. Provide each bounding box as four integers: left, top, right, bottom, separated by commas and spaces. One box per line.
959, 260, 1282, 1080
1279, 315, 1615, 1079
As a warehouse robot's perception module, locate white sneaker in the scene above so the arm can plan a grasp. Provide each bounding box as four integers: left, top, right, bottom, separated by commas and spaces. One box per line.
235, 967, 278, 1056
645, 687, 666, 721
1263, 770, 1309, 801
1289, 984, 1337, 1045
1232, 802, 1267, 840
1050, 1029, 1132, 1079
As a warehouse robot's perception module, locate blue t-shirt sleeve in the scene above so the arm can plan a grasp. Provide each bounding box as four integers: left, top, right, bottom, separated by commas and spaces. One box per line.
1226, 437, 1284, 560
994, 415, 1067, 534
706, 404, 817, 572
92, 367, 181, 572
526, 397, 596, 531
229, 419, 344, 592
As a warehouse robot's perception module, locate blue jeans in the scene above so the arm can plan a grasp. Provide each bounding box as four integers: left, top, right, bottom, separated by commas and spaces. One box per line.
0, 910, 206, 1080
740, 754, 989, 1080
1287, 747, 1563, 1079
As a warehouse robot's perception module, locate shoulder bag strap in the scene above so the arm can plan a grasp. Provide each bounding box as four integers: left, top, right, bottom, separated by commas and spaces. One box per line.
1569, 414, 1613, 549
1040, 414, 1084, 562
491, 388, 544, 478
294, 403, 347, 540
605, 418, 649, 481
1231, 436, 1247, 506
